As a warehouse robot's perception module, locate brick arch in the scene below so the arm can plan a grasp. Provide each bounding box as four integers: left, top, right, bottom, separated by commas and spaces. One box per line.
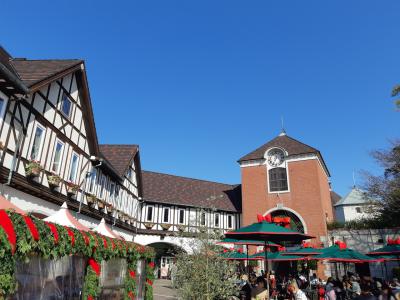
264, 207, 308, 234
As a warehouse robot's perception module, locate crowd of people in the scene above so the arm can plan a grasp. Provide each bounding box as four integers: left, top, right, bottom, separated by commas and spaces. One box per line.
237, 271, 400, 300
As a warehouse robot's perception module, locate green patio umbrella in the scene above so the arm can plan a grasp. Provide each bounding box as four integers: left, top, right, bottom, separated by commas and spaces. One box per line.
311, 245, 383, 263
221, 250, 253, 261
250, 251, 307, 261
218, 238, 280, 247
368, 244, 400, 255
282, 247, 324, 256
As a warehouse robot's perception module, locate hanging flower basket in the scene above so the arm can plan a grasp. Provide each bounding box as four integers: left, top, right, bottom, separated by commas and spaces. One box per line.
66, 182, 79, 195
177, 225, 186, 232
25, 160, 43, 178
97, 199, 105, 210
123, 214, 130, 223
86, 194, 97, 207
47, 173, 62, 188
161, 224, 172, 231
144, 222, 155, 230
105, 203, 113, 214
117, 210, 124, 219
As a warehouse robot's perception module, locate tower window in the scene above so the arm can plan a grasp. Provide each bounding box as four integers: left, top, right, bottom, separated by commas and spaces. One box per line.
269, 167, 288, 192
61, 93, 72, 118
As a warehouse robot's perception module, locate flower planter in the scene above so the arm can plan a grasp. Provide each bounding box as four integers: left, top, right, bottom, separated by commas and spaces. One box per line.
47, 174, 61, 188
117, 210, 124, 219
144, 222, 155, 230
105, 203, 113, 214
66, 183, 79, 196
97, 200, 105, 210
86, 195, 97, 207
161, 224, 171, 231
25, 160, 43, 178
177, 225, 186, 232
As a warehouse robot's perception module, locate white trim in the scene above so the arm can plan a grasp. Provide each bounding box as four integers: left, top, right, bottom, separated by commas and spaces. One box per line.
68, 151, 80, 183
264, 206, 308, 234
51, 139, 65, 174
0, 91, 8, 127
178, 209, 185, 224
29, 122, 46, 161
146, 205, 154, 222
60, 93, 72, 119
162, 207, 170, 223
227, 214, 233, 229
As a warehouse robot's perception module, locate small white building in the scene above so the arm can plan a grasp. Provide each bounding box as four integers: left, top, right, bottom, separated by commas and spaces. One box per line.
334, 187, 375, 222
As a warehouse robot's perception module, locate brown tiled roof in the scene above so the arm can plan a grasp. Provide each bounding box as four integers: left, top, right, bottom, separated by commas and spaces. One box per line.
0, 47, 16, 74
10, 59, 82, 87
142, 171, 242, 212
330, 191, 342, 206
99, 145, 139, 177
239, 134, 319, 162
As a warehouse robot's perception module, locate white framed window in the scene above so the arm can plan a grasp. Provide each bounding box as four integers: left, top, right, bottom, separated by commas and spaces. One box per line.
98, 175, 107, 199
146, 206, 154, 222
356, 207, 362, 213
126, 168, 133, 181
214, 213, 220, 227
68, 152, 79, 183
29, 123, 45, 161
163, 207, 170, 223
88, 168, 97, 193
51, 139, 64, 174
200, 211, 206, 226
109, 182, 115, 202
227, 215, 233, 229
0, 92, 8, 124
61, 93, 72, 118
178, 209, 185, 224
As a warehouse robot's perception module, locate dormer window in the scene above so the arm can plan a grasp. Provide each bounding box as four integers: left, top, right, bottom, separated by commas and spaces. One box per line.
61, 93, 72, 118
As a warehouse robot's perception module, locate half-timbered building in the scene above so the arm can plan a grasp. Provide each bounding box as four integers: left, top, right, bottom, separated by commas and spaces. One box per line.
0, 47, 141, 240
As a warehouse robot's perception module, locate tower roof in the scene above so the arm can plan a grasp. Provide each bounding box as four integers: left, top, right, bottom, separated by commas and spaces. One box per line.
238, 134, 330, 176
334, 188, 370, 207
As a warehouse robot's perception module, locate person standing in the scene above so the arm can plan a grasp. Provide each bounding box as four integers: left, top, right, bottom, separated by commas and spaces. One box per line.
288, 281, 307, 300
325, 277, 336, 300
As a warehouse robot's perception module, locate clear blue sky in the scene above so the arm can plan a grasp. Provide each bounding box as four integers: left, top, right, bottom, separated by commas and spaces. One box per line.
2, 1, 399, 196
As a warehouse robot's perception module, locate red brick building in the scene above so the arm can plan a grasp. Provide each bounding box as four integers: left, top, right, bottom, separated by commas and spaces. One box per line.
238, 131, 334, 247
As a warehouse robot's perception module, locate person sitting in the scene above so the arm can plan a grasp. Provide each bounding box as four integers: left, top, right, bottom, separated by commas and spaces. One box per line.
251, 276, 269, 300
355, 283, 377, 300
287, 280, 307, 300
240, 274, 252, 300
379, 283, 395, 300
325, 277, 336, 300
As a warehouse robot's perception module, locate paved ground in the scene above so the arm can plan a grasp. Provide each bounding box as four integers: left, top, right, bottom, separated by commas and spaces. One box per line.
153, 279, 178, 300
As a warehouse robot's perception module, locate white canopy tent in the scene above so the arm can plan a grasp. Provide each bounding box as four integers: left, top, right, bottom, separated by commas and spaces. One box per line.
93, 218, 123, 240
44, 202, 90, 231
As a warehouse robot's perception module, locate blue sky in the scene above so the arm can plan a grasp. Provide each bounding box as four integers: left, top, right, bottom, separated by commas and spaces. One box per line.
2, 1, 399, 196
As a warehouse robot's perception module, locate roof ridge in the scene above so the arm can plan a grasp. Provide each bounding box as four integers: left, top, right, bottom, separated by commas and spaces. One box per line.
11, 58, 82, 62
143, 170, 239, 187
100, 144, 139, 147
283, 134, 319, 152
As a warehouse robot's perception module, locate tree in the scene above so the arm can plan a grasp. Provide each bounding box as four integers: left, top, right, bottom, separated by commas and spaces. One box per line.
391, 85, 400, 109
363, 140, 400, 227
173, 224, 239, 300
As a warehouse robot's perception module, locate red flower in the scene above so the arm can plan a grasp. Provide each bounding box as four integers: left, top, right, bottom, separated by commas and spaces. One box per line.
129, 270, 136, 278
148, 261, 155, 269
45, 222, 59, 244
0, 210, 16, 254
128, 291, 135, 299
146, 279, 153, 285
23, 215, 39, 241
102, 236, 108, 249
64, 226, 75, 247
88, 296, 93, 300
80, 231, 89, 245
88, 258, 101, 276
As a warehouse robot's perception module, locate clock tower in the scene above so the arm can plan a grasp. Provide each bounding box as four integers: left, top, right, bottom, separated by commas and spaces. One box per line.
238, 132, 334, 247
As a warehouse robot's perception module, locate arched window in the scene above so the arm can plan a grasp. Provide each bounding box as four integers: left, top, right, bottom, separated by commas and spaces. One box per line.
268, 167, 288, 192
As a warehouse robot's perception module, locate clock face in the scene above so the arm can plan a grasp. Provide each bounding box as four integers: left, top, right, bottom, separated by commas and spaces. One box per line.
267, 149, 285, 167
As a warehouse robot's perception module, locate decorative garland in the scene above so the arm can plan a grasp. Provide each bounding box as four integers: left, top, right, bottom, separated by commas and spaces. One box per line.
0, 209, 155, 299
145, 261, 155, 300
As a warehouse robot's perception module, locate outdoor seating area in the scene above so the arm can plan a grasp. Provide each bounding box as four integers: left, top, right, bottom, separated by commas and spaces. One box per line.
218, 214, 400, 300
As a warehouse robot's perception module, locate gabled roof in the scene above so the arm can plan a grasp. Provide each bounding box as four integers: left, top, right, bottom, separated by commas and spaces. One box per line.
334, 188, 369, 207
239, 134, 319, 162
142, 170, 242, 212
99, 144, 139, 177
10, 59, 82, 87
238, 133, 330, 176
330, 191, 342, 206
